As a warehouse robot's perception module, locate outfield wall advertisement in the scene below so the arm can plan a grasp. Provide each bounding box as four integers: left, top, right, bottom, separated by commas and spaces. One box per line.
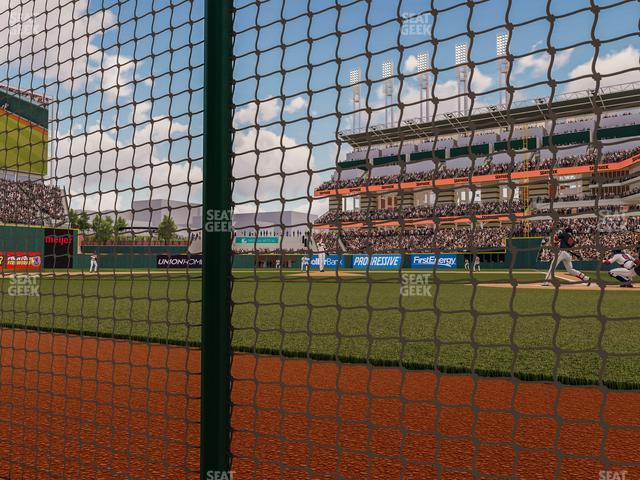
309, 255, 344, 269
157, 255, 203, 268
410, 254, 457, 269
352, 254, 402, 270
44, 228, 74, 268
0, 252, 42, 270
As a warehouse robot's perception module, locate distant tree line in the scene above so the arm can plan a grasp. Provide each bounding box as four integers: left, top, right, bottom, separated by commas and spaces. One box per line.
68, 210, 178, 243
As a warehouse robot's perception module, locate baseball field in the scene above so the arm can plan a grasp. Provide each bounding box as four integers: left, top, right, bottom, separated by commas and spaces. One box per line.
0, 110, 48, 175
3, 269, 639, 388
2, 268, 639, 478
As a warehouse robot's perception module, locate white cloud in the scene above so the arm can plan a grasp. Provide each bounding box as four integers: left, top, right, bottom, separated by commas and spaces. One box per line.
0, 0, 201, 215
234, 98, 283, 127
514, 48, 574, 76
470, 68, 493, 93
284, 95, 307, 114
404, 55, 419, 73
564, 45, 640, 92
232, 127, 317, 205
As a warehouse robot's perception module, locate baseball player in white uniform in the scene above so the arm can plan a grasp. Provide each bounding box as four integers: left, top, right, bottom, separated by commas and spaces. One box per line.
542, 227, 590, 286
473, 255, 481, 272
317, 241, 326, 272
89, 254, 99, 273
603, 249, 638, 288
300, 256, 310, 271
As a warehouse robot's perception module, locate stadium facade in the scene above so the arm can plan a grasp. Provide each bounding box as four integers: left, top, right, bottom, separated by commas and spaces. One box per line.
312, 82, 640, 269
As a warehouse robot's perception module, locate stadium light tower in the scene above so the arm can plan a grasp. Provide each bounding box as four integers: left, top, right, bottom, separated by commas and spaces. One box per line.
382, 60, 394, 128
349, 68, 362, 132
417, 53, 430, 122
496, 33, 509, 105
455, 43, 469, 115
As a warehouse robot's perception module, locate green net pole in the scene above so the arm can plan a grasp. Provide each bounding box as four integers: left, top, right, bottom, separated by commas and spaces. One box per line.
202, 0, 233, 477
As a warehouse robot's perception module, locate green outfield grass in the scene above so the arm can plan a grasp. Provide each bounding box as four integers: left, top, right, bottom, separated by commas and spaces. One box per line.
0, 113, 47, 174
1, 269, 639, 388
0, 273, 202, 345
231, 270, 640, 389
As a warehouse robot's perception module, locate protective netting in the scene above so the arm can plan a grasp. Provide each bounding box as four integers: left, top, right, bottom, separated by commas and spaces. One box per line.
0, 1, 203, 479
231, 0, 640, 479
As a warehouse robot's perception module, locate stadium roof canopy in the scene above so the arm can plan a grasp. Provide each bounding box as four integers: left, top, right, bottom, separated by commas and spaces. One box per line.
339, 82, 640, 148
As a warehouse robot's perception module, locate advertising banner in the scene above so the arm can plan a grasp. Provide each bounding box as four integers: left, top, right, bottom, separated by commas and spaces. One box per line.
156, 254, 203, 268
0, 252, 43, 270
310, 255, 344, 269
352, 254, 402, 270
410, 254, 457, 269
44, 228, 75, 268
235, 236, 279, 244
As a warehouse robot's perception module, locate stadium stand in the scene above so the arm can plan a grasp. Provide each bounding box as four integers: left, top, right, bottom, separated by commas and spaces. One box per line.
317, 147, 640, 192
0, 84, 69, 228
313, 215, 640, 261
0, 179, 66, 226
313, 93, 640, 264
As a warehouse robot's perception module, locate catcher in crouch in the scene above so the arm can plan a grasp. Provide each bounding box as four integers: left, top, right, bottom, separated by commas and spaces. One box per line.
603, 249, 639, 288
542, 226, 591, 286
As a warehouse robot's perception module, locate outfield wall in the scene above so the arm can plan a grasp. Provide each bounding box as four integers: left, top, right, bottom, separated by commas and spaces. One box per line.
79, 244, 189, 269
0, 224, 77, 269
232, 238, 603, 271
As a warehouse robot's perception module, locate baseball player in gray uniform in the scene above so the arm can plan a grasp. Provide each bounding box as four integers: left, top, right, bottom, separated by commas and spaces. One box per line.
542, 227, 590, 286
603, 249, 639, 288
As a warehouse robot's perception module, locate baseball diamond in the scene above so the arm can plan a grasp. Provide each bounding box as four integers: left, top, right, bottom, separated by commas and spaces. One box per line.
1, 0, 640, 479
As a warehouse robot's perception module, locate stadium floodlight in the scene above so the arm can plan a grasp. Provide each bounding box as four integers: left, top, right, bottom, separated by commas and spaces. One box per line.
455, 43, 467, 66
381, 60, 395, 127
416, 53, 430, 122
497, 34, 509, 105
350, 68, 362, 131
496, 33, 508, 57
416, 52, 429, 73
349, 68, 360, 86
455, 44, 468, 114
381, 60, 393, 79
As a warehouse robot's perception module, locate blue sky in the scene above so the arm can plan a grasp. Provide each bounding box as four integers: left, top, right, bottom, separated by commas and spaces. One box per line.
1, 0, 638, 219
231, 0, 639, 215
1, 0, 204, 215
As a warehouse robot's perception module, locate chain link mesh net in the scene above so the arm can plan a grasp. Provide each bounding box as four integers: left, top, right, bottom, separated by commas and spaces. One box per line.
0, 1, 203, 478
231, 0, 640, 479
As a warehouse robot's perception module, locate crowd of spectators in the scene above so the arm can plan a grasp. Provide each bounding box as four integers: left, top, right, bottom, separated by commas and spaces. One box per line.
315, 200, 525, 224
317, 147, 640, 191
314, 225, 510, 253
523, 217, 640, 261
312, 213, 640, 260
0, 179, 66, 225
